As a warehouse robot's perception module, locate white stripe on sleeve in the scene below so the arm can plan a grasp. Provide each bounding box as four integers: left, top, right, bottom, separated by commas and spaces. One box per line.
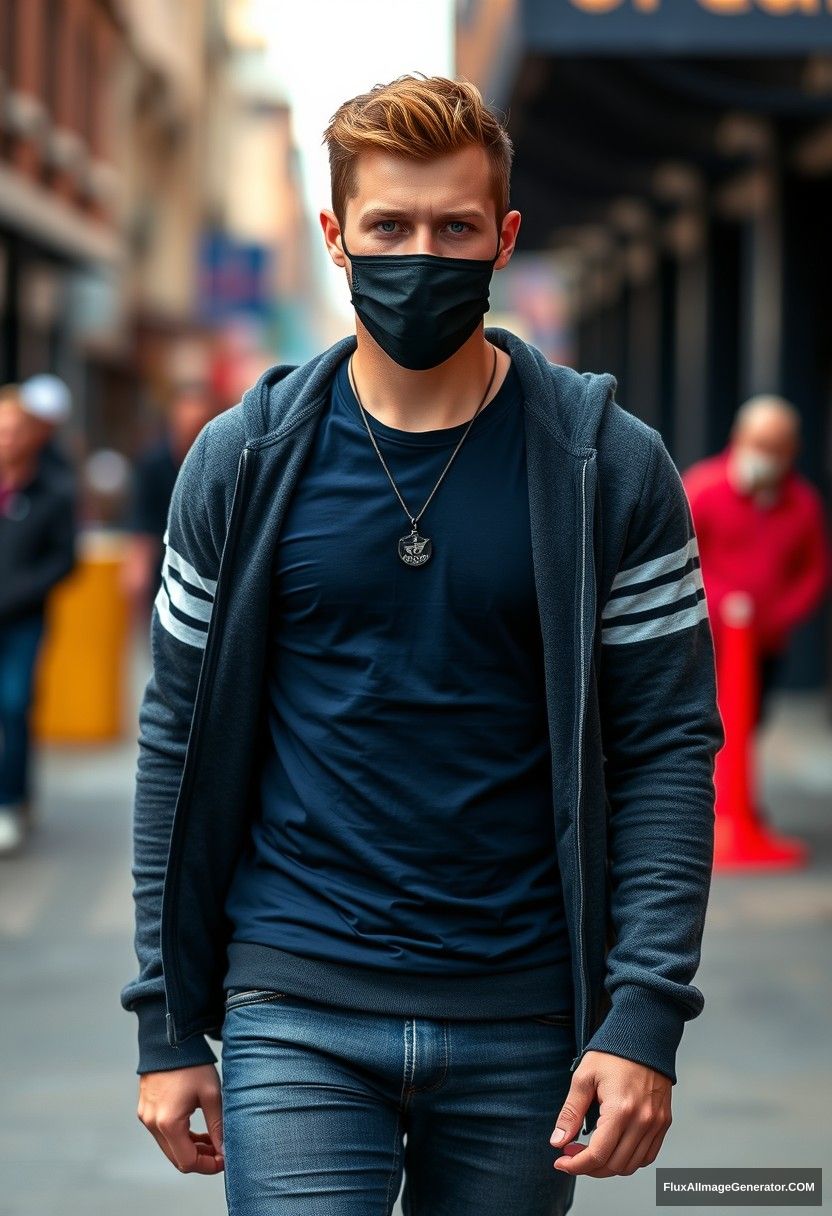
602, 596, 710, 645
162, 568, 213, 624
154, 581, 209, 650
602, 563, 704, 622
609, 536, 699, 593
162, 529, 218, 596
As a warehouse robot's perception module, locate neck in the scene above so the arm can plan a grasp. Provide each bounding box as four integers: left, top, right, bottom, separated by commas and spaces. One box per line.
349, 323, 510, 433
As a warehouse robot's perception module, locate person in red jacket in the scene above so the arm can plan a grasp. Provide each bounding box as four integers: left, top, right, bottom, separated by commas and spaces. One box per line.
682, 394, 831, 726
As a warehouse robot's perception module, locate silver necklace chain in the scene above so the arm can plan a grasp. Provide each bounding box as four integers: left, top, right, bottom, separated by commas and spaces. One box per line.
347, 345, 498, 566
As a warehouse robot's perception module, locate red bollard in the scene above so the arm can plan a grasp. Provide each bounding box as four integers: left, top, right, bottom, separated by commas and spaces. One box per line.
713, 595, 808, 871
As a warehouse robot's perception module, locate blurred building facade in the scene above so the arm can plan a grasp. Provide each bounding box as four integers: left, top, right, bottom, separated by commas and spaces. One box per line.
0, 0, 309, 460
458, 0, 832, 692
202, 0, 316, 381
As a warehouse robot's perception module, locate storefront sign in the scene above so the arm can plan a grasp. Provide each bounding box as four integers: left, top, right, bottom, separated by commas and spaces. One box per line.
523, 0, 832, 51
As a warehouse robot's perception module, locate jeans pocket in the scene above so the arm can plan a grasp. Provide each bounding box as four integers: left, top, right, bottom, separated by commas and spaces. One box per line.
530, 1011, 574, 1027
223, 987, 287, 1012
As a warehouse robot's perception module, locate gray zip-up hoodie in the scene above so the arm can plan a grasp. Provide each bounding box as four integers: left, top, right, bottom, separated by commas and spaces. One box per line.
120, 326, 724, 1137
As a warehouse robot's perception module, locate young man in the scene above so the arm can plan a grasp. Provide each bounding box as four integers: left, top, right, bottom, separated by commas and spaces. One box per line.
122, 75, 724, 1215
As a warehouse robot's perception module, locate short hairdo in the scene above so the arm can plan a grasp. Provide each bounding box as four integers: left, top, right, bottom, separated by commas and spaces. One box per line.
322, 73, 513, 231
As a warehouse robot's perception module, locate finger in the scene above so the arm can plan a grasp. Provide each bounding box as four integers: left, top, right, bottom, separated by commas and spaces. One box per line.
642, 1122, 670, 1167
601, 1122, 652, 1177
172, 1131, 225, 1175
156, 1112, 194, 1172
620, 1126, 661, 1175
554, 1142, 585, 1160
191, 1140, 225, 1174
199, 1083, 225, 1157
193, 1131, 225, 1169
554, 1140, 616, 1179
553, 1111, 625, 1176
550, 1072, 596, 1148
191, 1132, 219, 1148
192, 1132, 223, 1156
140, 1105, 223, 1175
159, 1112, 216, 1174
148, 1125, 181, 1172
186, 1131, 225, 1173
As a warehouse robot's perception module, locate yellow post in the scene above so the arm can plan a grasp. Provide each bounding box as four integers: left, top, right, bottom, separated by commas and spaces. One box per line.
31, 530, 130, 744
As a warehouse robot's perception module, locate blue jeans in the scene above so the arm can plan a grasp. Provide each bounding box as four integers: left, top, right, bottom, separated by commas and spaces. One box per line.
0, 612, 46, 805
221, 987, 578, 1216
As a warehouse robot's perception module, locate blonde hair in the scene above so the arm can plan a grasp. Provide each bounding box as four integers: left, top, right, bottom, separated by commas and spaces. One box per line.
322, 73, 513, 229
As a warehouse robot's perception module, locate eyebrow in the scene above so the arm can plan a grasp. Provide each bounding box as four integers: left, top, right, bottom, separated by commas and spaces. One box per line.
359, 206, 489, 225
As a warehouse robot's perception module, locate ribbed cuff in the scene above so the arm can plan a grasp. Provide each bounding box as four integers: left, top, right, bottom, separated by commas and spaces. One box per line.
135, 995, 218, 1075
577, 983, 688, 1085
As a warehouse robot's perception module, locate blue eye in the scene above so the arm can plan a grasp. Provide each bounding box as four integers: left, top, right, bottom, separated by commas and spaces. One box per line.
378, 220, 398, 233
448, 221, 469, 234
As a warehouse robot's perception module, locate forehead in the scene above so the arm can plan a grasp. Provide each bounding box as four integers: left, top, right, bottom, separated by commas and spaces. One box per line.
739, 408, 797, 443
350, 145, 496, 217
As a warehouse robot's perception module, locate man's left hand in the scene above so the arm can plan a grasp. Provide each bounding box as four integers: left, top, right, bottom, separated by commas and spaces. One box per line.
550, 1051, 672, 1177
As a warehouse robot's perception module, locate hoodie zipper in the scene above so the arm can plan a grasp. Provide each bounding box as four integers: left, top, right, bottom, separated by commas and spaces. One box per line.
165, 445, 252, 1048
570, 455, 591, 1074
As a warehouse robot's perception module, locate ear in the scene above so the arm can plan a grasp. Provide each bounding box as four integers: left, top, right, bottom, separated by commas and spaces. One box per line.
495, 209, 522, 271
320, 208, 347, 268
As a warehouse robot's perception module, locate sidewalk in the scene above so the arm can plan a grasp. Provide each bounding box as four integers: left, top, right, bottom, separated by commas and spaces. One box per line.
759, 689, 832, 804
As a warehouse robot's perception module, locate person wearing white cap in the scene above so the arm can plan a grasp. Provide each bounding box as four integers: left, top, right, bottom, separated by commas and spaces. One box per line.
0, 380, 77, 855
19, 374, 73, 426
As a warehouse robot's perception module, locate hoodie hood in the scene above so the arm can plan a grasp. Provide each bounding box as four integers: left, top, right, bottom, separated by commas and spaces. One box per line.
240, 326, 618, 458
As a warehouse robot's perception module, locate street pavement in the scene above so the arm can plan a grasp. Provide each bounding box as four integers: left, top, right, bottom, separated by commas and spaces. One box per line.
1, 640, 829, 1215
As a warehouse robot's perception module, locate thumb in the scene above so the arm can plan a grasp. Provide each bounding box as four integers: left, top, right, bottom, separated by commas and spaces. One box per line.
200, 1084, 224, 1156
550, 1071, 594, 1147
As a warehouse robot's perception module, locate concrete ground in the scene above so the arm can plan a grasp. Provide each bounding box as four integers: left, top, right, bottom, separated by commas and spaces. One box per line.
0, 640, 829, 1215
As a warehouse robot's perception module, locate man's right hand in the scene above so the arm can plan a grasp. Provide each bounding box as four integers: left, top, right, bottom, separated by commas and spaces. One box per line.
137, 1064, 225, 1174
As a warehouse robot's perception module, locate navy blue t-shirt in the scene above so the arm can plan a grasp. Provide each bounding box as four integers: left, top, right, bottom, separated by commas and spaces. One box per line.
223, 352, 573, 1018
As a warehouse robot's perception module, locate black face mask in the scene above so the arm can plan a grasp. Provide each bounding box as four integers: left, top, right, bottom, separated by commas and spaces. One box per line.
340, 230, 502, 371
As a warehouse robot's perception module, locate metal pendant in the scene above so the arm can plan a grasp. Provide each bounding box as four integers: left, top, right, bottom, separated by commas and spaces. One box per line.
398, 528, 432, 567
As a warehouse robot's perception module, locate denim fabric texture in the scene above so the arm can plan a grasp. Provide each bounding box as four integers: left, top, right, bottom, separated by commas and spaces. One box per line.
220, 987, 578, 1216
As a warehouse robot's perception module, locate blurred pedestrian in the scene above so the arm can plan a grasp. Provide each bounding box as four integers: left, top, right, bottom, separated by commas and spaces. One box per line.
121, 380, 216, 622
0, 376, 77, 855
683, 395, 831, 727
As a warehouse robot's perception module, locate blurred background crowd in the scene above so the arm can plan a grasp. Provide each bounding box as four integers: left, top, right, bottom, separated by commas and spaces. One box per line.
1, 1, 831, 1213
